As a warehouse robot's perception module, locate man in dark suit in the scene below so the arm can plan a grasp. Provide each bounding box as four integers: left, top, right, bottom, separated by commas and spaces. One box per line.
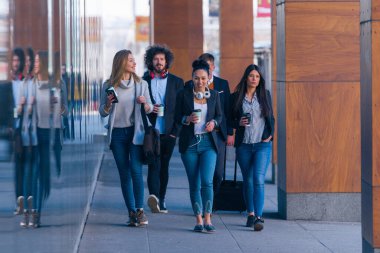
143, 44, 184, 213
186, 53, 234, 196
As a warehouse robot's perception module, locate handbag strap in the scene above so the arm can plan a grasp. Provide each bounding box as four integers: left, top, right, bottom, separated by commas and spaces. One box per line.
140, 104, 149, 132
234, 155, 238, 182
223, 145, 227, 181
136, 82, 149, 132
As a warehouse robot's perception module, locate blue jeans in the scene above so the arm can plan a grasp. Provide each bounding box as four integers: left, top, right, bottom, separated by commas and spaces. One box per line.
181, 133, 217, 215
36, 128, 52, 213
22, 145, 38, 207
236, 142, 272, 216
110, 127, 144, 212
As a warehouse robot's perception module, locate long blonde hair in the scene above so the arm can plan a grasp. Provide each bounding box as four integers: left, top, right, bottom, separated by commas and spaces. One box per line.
109, 49, 140, 88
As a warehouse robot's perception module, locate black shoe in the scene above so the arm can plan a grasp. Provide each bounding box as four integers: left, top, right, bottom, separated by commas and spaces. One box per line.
159, 199, 168, 213
204, 224, 216, 233
127, 211, 137, 227
246, 215, 255, 227
193, 224, 204, 232
136, 209, 148, 226
253, 216, 264, 231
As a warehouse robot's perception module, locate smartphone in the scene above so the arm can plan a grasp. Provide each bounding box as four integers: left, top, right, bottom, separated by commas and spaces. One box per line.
105, 86, 118, 103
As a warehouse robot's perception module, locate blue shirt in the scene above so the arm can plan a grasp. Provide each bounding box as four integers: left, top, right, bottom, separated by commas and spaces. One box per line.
151, 77, 167, 134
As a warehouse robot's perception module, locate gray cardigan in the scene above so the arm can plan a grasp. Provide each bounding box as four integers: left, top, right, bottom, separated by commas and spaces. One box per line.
99, 77, 153, 146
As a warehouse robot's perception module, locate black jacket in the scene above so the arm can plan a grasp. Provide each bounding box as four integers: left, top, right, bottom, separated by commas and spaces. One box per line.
175, 84, 223, 154
143, 72, 184, 137
185, 76, 233, 141
229, 90, 275, 147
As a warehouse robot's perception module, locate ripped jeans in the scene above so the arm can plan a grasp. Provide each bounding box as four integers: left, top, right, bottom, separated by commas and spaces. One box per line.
181, 133, 217, 215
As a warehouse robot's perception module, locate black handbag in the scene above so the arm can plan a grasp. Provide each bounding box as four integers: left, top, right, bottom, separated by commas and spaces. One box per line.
140, 104, 160, 165
213, 149, 246, 212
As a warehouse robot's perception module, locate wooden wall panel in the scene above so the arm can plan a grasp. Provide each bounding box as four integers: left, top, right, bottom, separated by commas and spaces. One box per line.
154, 0, 203, 79
286, 82, 361, 193
13, 0, 47, 49
286, 2, 360, 82
220, 58, 253, 90
220, 32, 253, 58
373, 22, 380, 186
220, 0, 253, 89
13, 0, 60, 52
373, 0, 380, 20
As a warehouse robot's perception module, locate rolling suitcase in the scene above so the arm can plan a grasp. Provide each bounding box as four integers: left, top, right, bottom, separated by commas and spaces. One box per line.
213, 149, 246, 212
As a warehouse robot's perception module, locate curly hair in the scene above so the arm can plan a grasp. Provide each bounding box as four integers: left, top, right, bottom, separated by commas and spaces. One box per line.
144, 44, 174, 71
12, 47, 25, 74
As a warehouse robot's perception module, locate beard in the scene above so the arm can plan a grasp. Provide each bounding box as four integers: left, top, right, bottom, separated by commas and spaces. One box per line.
154, 64, 165, 73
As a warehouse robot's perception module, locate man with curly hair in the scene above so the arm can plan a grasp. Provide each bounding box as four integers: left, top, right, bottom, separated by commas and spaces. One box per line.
143, 44, 184, 213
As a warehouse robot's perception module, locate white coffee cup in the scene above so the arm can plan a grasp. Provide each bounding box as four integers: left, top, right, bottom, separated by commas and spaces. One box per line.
193, 109, 201, 124
157, 104, 164, 117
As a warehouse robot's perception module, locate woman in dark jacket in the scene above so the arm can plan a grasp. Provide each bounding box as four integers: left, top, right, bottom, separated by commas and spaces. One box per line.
175, 59, 222, 233
229, 64, 274, 231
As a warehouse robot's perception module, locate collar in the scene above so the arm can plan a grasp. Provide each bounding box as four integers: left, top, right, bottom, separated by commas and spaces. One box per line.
208, 75, 214, 84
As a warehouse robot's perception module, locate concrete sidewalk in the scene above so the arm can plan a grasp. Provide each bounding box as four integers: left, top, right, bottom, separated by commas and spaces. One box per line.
78, 149, 361, 253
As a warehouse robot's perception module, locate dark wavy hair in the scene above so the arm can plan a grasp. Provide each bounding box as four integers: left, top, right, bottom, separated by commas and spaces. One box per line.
232, 64, 271, 118
12, 47, 25, 74
26, 47, 35, 75
192, 59, 210, 76
144, 44, 174, 71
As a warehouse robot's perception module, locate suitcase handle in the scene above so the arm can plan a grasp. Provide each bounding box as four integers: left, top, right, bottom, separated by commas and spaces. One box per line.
223, 146, 238, 183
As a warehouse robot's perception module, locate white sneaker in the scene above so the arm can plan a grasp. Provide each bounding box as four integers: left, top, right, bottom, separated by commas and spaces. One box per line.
15, 196, 24, 215
20, 210, 29, 228
147, 195, 160, 213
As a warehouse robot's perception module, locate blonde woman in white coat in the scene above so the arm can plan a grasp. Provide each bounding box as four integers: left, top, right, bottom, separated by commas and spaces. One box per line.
99, 49, 153, 227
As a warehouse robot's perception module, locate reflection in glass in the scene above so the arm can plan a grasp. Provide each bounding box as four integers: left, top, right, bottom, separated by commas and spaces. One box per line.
0, 0, 103, 251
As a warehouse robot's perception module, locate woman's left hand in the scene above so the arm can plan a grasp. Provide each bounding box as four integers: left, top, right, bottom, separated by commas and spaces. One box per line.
205, 120, 215, 132
262, 136, 272, 142
136, 96, 146, 104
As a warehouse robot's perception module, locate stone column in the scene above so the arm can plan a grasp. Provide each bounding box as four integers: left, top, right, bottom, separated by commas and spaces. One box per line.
360, 0, 380, 251
276, 0, 361, 221
272, 0, 278, 183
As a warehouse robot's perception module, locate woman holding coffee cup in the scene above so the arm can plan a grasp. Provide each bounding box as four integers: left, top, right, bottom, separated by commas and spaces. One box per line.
99, 49, 153, 227
229, 64, 274, 232
175, 59, 222, 233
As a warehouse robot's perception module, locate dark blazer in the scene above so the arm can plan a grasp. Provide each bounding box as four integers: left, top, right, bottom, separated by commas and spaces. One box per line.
143, 72, 184, 137
175, 86, 223, 153
185, 76, 233, 141
175, 84, 223, 154
229, 90, 275, 148
0, 81, 15, 129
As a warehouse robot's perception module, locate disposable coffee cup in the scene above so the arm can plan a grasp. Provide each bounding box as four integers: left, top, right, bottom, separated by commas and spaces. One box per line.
243, 113, 251, 126
193, 109, 201, 124
157, 104, 164, 117
50, 88, 58, 104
